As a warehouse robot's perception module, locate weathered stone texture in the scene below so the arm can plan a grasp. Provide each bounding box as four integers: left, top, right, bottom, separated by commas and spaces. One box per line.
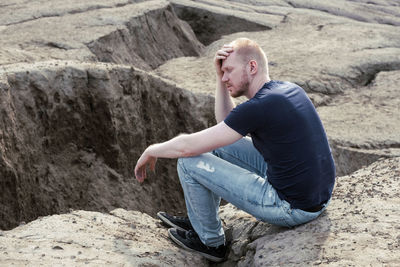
1, 0, 400, 266
0, 61, 214, 230
0, 209, 207, 266
0, 0, 204, 69
219, 157, 400, 266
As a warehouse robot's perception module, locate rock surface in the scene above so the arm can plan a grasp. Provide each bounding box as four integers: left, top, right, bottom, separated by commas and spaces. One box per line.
0, 61, 214, 230
221, 158, 400, 266
0, 0, 400, 266
0, 0, 204, 69
1, 157, 398, 266
318, 70, 400, 175
0, 208, 207, 266
219, 157, 400, 266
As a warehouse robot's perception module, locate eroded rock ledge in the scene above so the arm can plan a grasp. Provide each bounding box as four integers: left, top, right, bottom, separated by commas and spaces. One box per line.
0, 209, 207, 266
0, 157, 399, 266
1, 0, 400, 265
0, 61, 214, 230
219, 157, 400, 266
0, 0, 204, 69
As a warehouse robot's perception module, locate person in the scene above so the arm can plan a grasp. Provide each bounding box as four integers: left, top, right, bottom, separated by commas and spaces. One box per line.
134, 38, 336, 262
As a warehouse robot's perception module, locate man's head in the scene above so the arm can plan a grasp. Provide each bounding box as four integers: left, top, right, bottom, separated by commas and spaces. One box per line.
230, 38, 269, 75
220, 38, 269, 98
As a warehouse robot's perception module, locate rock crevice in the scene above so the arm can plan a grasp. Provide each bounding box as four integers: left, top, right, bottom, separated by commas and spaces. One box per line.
87, 4, 204, 70
0, 61, 215, 230
1, 0, 400, 265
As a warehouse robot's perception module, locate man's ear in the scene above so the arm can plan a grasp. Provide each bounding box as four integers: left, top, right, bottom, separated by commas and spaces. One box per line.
249, 60, 258, 75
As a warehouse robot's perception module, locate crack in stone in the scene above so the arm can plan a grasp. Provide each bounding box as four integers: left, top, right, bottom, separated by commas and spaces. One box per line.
284, 0, 399, 26
348, 143, 400, 150
2, 2, 134, 27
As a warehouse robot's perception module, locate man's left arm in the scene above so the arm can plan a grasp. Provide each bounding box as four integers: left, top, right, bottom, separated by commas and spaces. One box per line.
134, 122, 242, 182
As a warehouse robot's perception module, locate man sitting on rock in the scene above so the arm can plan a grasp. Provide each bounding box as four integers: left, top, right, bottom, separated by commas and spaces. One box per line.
134, 38, 336, 262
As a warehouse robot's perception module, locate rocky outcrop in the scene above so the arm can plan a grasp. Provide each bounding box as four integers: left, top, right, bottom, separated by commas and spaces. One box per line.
0, 208, 207, 266
86, 4, 204, 70
218, 157, 400, 266
1, 157, 399, 266
1, 0, 400, 265
318, 70, 400, 175
0, 0, 204, 69
171, 1, 271, 45
0, 61, 214, 230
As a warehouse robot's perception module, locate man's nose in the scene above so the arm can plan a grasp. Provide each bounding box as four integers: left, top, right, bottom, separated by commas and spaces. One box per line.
221, 73, 228, 82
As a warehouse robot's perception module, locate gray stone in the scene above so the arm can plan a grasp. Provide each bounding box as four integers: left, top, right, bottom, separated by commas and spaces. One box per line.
0, 0, 399, 266
0, 1, 204, 69
0, 209, 207, 266
319, 70, 400, 175
219, 157, 400, 266
0, 61, 214, 230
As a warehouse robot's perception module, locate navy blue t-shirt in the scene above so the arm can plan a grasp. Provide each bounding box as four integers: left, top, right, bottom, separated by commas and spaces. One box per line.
224, 80, 335, 209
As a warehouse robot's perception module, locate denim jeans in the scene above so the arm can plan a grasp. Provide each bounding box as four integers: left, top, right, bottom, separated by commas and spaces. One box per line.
177, 137, 329, 247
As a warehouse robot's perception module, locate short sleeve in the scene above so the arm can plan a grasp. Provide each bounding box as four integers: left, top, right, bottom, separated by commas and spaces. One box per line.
224, 100, 261, 136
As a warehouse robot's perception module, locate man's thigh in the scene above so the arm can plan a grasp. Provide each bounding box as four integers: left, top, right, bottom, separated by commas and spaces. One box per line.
178, 153, 278, 222
212, 137, 267, 177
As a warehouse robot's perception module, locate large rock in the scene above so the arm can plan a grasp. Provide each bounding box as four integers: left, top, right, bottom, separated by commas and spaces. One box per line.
318, 70, 400, 175
0, 208, 207, 266
218, 157, 400, 266
1, 0, 400, 266
0, 0, 204, 69
1, 157, 399, 266
0, 61, 214, 230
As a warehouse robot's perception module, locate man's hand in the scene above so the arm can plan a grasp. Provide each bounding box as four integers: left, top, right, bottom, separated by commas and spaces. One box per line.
214, 44, 233, 78
134, 123, 242, 182
214, 44, 235, 123
134, 147, 157, 183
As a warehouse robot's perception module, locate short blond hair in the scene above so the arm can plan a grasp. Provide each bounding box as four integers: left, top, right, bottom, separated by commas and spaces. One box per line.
231, 38, 268, 74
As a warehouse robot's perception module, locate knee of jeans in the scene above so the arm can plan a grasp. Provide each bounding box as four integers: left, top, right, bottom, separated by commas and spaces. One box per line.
177, 157, 199, 184
177, 157, 195, 175
177, 157, 186, 172
177, 157, 192, 167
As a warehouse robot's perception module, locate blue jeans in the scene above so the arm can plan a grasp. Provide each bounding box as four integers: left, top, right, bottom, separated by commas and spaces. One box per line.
177, 137, 329, 247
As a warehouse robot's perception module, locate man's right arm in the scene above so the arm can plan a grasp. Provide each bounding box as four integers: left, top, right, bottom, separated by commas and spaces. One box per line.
214, 45, 235, 123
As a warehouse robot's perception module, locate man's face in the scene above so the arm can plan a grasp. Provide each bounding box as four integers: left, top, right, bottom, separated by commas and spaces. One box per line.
221, 52, 250, 98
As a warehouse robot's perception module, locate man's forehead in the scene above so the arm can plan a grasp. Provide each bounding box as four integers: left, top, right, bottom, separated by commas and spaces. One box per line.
222, 51, 239, 69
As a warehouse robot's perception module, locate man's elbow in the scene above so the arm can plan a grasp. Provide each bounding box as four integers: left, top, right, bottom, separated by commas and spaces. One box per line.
177, 134, 200, 158
176, 134, 193, 158
180, 150, 196, 158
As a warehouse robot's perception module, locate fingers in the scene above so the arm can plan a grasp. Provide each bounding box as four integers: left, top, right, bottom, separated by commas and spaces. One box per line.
222, 44, 234, 50
134, 165, 146, 183
141, 167, 146, 181
134, 156, 147, 183
214, 45, 234, 77
215, 46, 233, 59
150, 158, 157, 172
134, 155, 158, 183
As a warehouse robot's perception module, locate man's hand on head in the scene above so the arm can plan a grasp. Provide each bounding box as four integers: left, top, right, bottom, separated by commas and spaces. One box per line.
214, 44, 233, 78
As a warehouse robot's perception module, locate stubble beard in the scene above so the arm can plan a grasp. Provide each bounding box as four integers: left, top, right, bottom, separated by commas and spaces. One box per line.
230, 70, 250, 98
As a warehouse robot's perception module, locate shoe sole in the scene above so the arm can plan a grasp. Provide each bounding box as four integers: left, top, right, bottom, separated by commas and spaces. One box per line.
168, 228, 224, 263
157, 212, 187, 231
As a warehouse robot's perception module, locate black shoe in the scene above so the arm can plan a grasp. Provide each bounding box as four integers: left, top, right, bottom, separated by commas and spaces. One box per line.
157, 211, 194, 231
168, 228, 227, 262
